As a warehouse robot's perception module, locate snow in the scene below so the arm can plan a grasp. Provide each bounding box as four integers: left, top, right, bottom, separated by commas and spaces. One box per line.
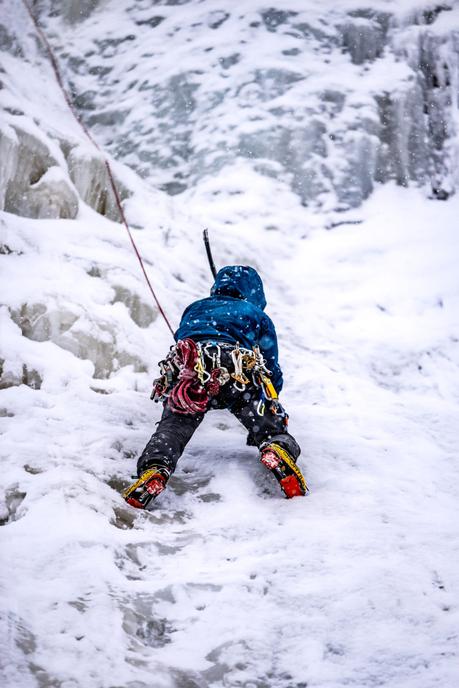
1, 1, 459, 687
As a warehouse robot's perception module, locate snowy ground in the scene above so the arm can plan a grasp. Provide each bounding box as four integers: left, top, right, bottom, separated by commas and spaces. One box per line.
2, 179, 459, 688
2, 1, 459, 687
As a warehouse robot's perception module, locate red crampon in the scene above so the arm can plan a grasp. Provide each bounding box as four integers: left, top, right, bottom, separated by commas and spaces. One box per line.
260, 443, 308, 498
123, 468, 169, 509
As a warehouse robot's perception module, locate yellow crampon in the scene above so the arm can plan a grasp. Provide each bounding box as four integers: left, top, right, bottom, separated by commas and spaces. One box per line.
268, 443, 309, 494
123, 468, 167, 509
122, 469, 156, 499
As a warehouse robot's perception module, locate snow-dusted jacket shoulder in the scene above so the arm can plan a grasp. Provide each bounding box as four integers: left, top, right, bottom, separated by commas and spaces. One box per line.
174, 266, 283, 392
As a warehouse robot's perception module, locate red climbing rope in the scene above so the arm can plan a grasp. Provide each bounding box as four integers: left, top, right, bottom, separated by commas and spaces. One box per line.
21, 0, 175, 336
168, 339, 210, 414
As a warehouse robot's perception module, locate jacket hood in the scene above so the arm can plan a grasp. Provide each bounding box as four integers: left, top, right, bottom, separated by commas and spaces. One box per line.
210, 265, 267, 311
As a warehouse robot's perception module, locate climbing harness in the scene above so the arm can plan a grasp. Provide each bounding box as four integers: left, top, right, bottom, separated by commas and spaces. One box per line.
21, 0, 175, 336
151, 338, 229, 414
151, 339, 283, 417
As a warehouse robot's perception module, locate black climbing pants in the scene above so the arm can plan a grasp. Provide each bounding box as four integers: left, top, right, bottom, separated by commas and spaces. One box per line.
137, 379, 300, 477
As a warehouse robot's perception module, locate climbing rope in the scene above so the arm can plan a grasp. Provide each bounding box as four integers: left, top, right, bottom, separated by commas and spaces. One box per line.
167, 339, 210, 414
21, 0, 175, 336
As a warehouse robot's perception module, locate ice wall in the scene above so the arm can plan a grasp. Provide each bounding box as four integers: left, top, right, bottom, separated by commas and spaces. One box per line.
2, 2, 459, 215
39, 0, 459, 210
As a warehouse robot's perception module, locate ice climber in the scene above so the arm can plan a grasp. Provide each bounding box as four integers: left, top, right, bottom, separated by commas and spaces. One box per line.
123, 265, 307, 508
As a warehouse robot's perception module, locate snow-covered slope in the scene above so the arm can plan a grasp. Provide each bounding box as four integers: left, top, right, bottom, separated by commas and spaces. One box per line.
1, 1, 459, 687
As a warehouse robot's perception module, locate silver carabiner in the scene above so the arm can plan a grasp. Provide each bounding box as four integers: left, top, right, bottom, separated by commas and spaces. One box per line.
256, 398, 265, 416
234, 379, 247, 392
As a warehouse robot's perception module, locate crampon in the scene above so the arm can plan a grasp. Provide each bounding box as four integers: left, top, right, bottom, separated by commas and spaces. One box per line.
123, 468, 169, 509
260, 443, 308, 498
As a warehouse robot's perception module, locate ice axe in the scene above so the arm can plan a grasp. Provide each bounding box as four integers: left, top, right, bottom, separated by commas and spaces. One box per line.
203, 228, 217, 280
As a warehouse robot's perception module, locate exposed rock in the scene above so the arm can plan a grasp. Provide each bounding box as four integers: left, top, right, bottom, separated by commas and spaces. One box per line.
207, 11, 230, 30
134, 15, 165, 29
0, 358, 42, 391
261, 9, 298, 32
21, 365, 42, 390
341, 17, 386, 64
51, 0, 100, 23
0, 22, 24, 58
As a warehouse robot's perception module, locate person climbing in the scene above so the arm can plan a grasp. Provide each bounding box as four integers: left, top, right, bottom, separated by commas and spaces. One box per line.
123, 265, 307, 509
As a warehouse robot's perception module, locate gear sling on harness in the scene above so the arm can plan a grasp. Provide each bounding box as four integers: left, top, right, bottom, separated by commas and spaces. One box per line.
151, 338, 286, 419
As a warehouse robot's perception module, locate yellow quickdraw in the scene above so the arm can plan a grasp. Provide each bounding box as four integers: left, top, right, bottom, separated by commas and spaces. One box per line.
259, 372, 278, 400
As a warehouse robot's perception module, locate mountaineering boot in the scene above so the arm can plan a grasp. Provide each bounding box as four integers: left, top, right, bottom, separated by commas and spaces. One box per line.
260, 443, 308, 498
123, 466, 171, 509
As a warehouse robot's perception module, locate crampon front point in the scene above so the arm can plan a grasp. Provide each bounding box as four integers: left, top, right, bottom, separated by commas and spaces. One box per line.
260, 443, 308, 498
123, 469, 167, 509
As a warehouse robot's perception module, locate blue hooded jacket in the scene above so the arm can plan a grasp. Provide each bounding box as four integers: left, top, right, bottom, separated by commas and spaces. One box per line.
174, 266, 283, 392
